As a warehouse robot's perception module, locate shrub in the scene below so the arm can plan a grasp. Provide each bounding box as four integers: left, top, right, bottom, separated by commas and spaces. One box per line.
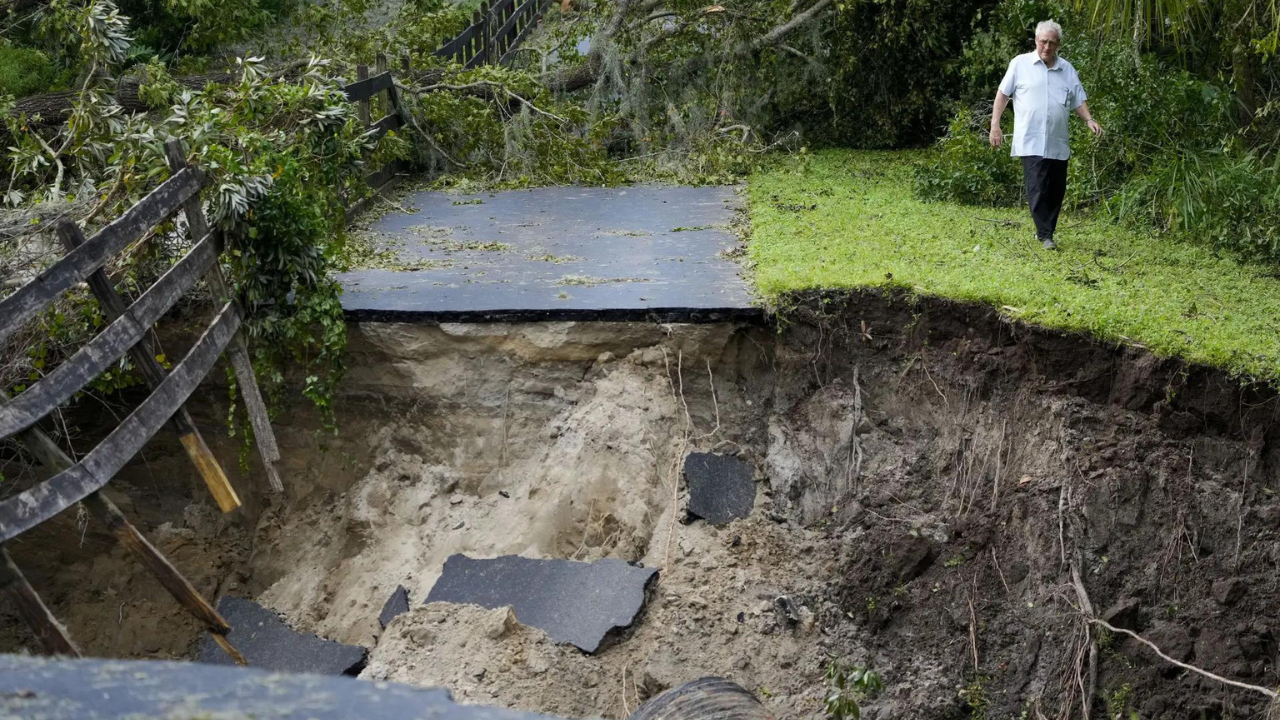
0, 45, 56, 98
1113, 150, 1280, 261
913, 108, 1022, 206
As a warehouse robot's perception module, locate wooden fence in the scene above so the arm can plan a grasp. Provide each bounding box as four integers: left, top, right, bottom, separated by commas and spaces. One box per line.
434, 0, 552, 68
342, 52, 412, 215
0, 1, 554, 658
0, 139, 284, 661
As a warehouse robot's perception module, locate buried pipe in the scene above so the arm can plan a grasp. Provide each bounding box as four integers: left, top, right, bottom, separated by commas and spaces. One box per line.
628, 677, 773, 720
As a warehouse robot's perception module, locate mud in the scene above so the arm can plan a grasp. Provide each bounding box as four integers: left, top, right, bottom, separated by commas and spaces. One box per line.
2, 290, 1277, 720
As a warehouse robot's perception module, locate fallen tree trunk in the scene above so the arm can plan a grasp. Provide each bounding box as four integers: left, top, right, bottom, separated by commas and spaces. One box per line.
11, 72, 239, 130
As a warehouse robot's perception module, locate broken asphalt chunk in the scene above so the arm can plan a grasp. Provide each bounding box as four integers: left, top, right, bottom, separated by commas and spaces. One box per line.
425, 554, 658, 652
196, 596, 367, 675
684, 452, 755, 526
0, 655, 560, 720
379, 585, 411, 628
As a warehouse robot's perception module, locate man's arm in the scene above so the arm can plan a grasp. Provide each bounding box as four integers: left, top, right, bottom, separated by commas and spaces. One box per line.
1074, 101, 1103, 136
989, 90, 1010, 148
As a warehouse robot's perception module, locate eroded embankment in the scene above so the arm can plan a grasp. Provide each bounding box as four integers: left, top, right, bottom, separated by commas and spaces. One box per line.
1, 290, 1277, 720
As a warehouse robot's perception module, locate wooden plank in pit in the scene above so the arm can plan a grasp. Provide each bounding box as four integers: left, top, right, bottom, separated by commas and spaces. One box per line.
0, 234, 219, 441
0, 168, 205, 348
0, 545, 80, 657
0, 302, 242, 543
8, 403, 245, 664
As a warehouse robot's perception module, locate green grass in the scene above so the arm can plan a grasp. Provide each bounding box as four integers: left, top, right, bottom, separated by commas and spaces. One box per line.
749, 150, 1280, 382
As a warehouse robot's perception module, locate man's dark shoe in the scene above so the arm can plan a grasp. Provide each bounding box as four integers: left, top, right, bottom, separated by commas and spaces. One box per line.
1041, 238, 1058, 250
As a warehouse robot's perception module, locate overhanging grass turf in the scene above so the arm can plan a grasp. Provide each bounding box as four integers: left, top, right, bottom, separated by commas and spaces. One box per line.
748, 150, 1280, 382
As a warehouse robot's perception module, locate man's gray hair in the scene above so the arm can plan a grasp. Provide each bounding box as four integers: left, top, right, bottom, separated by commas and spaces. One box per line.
1036, 19, 1063, 40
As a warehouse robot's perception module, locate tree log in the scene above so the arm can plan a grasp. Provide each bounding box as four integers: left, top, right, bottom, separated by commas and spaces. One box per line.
10, 72, 238, 131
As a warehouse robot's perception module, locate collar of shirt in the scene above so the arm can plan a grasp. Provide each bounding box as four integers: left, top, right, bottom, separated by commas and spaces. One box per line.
1033, 56, 1064, 71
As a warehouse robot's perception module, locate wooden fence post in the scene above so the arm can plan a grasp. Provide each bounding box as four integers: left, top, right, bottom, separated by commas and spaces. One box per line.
471, 9, 483, 65
356, 64, 371, 128
480, 1, 491, 64
54, 221, 241, 512
162, 139, 284, 495
375, 53, 389, 119
0, 545, 80, 657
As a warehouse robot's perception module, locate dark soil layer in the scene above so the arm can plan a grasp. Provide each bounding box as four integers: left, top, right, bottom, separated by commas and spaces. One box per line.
776, 290, 1279, 719
1, 288, 1277, 720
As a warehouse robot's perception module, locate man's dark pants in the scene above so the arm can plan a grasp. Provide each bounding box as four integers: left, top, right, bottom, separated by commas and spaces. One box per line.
1021, 156, 1068, 241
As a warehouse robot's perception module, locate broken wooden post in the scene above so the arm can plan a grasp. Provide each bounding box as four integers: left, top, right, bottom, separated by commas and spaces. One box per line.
385, 59, 411, 132
162, 139, 284, 494
0, 545, 80, 657
53, 221, 241, 512
356, 64, 371, 128
7, 403, 246, 664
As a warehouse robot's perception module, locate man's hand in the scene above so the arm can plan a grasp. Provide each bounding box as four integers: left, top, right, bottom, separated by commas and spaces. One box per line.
990, 90, 1010, 149
1076, 102, 1103, 137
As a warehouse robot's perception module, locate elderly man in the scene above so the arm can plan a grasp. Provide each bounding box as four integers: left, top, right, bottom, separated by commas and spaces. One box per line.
990, 20, 1102, 250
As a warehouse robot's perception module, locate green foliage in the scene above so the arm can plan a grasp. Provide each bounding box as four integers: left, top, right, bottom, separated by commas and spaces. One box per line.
1106, 683, 1136, 718
289, 0, 469, 65
0, 44, 57, 98
957, 676, 989, 719
1112, 148, 1280, 260
413, 64, 621, 187
824, 660, 883, 720
115, 0, 292, 55
750, 150, 1280, 382
3, 4, 377, 425
814, 0, 1003, 148
913, 109, 1022, 206
135, 57, 179, 107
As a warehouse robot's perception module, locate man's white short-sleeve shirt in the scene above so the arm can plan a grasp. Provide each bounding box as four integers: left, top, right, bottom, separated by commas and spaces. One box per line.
998, 51, 1086, 160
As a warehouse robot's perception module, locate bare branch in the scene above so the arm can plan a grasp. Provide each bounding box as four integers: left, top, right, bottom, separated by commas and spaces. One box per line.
412, 80, 569, 124
751, 0, 834, 52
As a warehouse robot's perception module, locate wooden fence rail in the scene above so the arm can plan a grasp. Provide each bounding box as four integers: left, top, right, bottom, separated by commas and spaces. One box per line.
0, 138, 282, 662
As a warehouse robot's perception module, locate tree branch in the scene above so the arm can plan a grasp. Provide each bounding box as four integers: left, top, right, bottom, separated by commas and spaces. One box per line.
751, 0, 834, 52
412, 80, 569, 124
